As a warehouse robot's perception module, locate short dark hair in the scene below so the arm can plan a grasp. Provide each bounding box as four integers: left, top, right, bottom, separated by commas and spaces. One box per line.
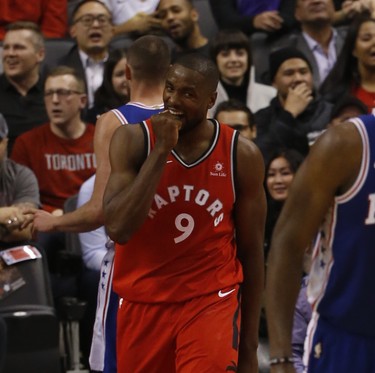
46, 66, 86, 93
173, 53, 220, 92
71, 0, 112, 24
214, 99, 254, 129
265, 148, 305, 176
330, 95, 368, 121
5, 21, 44, 50
157, 0, 194, 11
127, 35, 171, 83
211, 29, 252, 66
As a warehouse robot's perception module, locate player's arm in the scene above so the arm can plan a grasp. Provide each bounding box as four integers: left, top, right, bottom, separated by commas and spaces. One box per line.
104, 112, 181, 243
265, 122, 362, 372
235, 136, 267, 373
32, 111, 120, 233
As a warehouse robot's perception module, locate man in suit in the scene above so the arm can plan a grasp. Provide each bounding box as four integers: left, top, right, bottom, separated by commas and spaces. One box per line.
278, 0, 346, 88
59, 0, 114, 122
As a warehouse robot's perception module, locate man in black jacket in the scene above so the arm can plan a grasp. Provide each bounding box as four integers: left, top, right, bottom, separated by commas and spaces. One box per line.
254, 47, 332, 162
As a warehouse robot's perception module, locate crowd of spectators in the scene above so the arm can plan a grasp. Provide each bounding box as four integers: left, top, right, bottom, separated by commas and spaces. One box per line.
1, 0, 375, 371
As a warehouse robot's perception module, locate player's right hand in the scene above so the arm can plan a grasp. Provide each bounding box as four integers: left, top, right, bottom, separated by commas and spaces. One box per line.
151, 110, 182, 153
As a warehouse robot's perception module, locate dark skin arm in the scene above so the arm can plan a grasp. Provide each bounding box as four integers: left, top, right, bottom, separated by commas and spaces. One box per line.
32, 111, 120, 233
103, 111, 181, 243
265, 122, 362, 373
235, 136, 267, 372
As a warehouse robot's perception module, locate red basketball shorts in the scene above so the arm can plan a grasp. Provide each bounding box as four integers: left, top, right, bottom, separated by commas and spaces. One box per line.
116, 285, 241, 372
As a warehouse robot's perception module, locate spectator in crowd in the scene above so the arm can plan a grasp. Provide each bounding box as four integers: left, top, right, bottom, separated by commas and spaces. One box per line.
76, 174, 108, 369
277, 0, 347, 88
291, 275, 312, 373
157, 0, 210, 59
254, 47, 332, 159
100, 0, 162, 36
320, 13, 375, 111
209, 0, 298, 36
263, 148, 304, 261
214, 99, 257, 140
327, 95, 368, 127
0, 0, 67, 40
11, 66, 96, 278
0, 114, 39, 242
60, 0, 114, 122
209, 29, 276, 117
11, 66, 95, 215
333, 0, 372, 25
0, 21, 48, 152
93, 48, 129, 119
77, 175, 107, 272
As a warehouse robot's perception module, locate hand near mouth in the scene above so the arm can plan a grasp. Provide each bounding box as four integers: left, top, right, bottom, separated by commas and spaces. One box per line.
151, 110, 183, 153
284, 83, 313, 118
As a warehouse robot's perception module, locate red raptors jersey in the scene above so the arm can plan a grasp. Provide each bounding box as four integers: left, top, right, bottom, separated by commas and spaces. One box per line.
113, 119, 243, 302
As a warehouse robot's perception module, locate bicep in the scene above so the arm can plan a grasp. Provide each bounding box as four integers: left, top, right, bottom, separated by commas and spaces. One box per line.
273, 123, 362, 251
90, 113, 122, 205
103, 124, 145, 206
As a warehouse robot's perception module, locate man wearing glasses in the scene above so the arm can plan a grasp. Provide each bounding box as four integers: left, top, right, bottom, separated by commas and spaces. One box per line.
11, 65, 96, 217
11, 65, 94, 250
59, 0, 114, 122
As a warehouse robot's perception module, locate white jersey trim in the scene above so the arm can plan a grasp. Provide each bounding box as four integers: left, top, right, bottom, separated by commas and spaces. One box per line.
303, 311, 320, 372
336, 118, 369, 204
171, 119, 220, 168
111, 102, 164, 126
111, 108, 128, 125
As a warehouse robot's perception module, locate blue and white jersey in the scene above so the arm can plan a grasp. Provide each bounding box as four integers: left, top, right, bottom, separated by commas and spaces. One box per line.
307, 114, 375, 338
89, 101, 164, 372
112, 101, 164, 125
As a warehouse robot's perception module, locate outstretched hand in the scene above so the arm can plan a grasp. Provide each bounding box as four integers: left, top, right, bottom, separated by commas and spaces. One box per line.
32, 209, 58, 232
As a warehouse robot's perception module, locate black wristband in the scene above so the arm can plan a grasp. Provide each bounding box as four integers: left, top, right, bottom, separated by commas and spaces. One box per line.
269, 356, 295, 366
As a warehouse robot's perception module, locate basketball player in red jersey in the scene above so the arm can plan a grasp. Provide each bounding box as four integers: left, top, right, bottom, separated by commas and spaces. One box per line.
103, 53, 266, 372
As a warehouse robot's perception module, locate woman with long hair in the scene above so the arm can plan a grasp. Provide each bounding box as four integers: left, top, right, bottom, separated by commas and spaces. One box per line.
94, 48, 130, 118
320, 12, 375, 111
264, 148, 305, 261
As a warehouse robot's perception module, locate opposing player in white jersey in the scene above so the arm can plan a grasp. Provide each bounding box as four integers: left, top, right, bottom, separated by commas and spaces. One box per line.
266, 114, 375, 373
32, 35, 170, 372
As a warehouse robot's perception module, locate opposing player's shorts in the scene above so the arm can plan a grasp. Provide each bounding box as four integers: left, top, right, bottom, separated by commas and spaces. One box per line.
116, 285, 241, 373
304, 313, 375, 373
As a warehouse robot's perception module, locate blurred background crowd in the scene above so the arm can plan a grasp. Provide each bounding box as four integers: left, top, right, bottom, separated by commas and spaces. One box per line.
0, 0, 374, 372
